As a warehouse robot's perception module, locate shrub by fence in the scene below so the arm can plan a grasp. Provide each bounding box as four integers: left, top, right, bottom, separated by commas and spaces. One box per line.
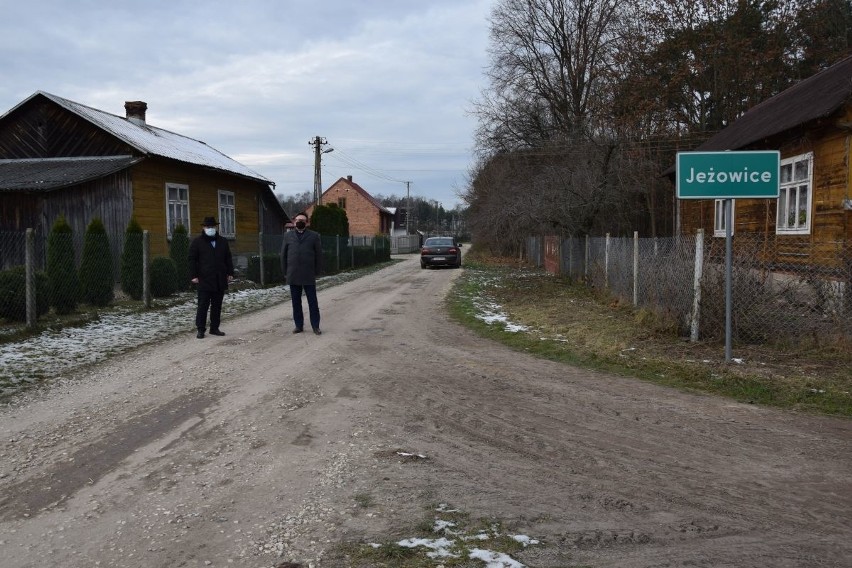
121, 219, 144, 301
0, 228, 394, 331
46, 216, 80, 315
169, 225, 191, 292
80, 218, 115, 307
0, 266, 49, 322
528, 232, 851, 345
247, 253, 285, 285
150, 256, 179, 298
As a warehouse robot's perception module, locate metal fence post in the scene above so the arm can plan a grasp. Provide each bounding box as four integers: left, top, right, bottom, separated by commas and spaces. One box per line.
690, 228, 704, 342
335, 236, 340, 272
605, 233, 611, 289
633, 231, 639, 306
584, 235, 589, 281
25, 228, 36, 327
258, 232, 265, 287
142, 230, 151, 308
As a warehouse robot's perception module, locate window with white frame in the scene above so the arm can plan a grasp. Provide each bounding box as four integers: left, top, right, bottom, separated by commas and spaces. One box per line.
714, 199, 735, 237
777, 152, 813, 234
218, 190, 236, 238
166, 183, 189, 237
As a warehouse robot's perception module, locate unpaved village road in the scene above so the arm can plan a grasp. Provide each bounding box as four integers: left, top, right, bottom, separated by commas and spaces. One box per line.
1, 254, 851, 568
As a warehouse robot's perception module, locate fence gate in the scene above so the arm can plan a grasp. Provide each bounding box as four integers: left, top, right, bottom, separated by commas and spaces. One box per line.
544, 235, 560, 274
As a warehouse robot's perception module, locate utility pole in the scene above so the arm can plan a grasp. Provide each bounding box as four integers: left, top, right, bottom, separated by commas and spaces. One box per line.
405, 181, 411, 234
309, 136, 331, 206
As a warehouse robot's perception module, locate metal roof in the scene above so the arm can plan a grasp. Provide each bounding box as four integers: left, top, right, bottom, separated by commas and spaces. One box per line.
0, 156, 141, 191
28, 92, 272, 184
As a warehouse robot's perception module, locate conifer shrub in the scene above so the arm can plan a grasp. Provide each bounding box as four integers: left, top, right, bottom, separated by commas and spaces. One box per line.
247, 253, 284, 284
46, 215, 80, 315
120, 217, 144, 300
150, 256, 179, 297
310, 204, 349, 237
0, 266, 49, 322
79, 218, 114, 306
169, 224, 191, 291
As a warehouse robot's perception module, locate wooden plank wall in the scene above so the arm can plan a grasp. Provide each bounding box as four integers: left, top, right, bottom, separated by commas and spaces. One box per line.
39, 172, 134, 272
679, 110, 851, 270
0, 98, 130, 159
130, 158, 283, 258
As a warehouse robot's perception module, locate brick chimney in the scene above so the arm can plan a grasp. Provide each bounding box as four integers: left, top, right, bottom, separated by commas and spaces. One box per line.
347, 175, 353, 182
124, 101, 147, 126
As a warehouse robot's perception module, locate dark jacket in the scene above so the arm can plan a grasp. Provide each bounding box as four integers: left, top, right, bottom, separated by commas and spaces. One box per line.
281, 229, 323, 285
188, 232, 234, 293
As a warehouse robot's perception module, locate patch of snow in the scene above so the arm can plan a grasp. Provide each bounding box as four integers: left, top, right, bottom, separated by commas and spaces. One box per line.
469, 548, 526, 568
0, 272, 362, 397
397, 537, 458, 559
397, 451, 427, 459
473, 300, 528, 333
511, 534, 540, 547
433, 519, 457, 533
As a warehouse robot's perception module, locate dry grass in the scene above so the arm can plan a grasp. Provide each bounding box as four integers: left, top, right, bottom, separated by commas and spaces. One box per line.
449, 248, 852, 417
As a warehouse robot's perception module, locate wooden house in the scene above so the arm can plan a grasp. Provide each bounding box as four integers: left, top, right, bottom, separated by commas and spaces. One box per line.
676, 56, 852, 273
0, 91, 288, 269
306, 175, 393, 236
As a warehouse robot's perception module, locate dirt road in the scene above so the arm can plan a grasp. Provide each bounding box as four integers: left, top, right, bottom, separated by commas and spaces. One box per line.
1, 255, 850, 567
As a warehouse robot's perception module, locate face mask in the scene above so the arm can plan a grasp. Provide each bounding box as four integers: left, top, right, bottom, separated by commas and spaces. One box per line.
295, 220, 306, 230
204, 227, 217, 237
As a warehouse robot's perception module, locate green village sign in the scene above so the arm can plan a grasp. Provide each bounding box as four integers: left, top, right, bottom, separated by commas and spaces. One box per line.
676, 150, 780, 364
676, 150, 780, 199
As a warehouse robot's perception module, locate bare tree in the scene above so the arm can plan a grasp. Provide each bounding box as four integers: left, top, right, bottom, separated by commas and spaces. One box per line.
465, 0, 852, 251
474, 0, 628, 151
278, 191, 313, 218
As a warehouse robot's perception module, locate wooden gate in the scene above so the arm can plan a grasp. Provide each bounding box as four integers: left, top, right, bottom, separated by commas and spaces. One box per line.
544, 235, 560, 274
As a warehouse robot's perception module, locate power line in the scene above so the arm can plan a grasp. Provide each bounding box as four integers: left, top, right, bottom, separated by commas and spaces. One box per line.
326, 147, 408, 184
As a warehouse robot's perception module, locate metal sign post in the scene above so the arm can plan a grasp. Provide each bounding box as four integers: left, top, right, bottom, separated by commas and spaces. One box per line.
677, 151, 780, 363
724, 199, 733, 362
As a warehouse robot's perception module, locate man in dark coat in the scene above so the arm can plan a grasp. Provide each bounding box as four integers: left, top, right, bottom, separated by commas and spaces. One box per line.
281, 213, 323, 335
188, 216, 234, 338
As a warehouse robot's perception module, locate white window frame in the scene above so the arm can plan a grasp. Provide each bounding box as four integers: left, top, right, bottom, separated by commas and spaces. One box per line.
776, 152, 813, 235
713, 199, 735, 237
166, 183, 190, 238
218, 190, 236, 238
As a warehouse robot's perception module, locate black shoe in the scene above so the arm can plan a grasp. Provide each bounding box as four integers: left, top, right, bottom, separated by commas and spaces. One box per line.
196, 330, 205, 339
312, 328, 322, 335
209, 329, 225, 336
293, 328, 304, 334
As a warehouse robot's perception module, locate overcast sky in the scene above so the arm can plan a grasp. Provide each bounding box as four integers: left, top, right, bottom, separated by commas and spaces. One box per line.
0, 1, 494, 209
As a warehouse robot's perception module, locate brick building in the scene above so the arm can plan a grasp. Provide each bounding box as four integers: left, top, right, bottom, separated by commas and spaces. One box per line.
309, 175, 394, 236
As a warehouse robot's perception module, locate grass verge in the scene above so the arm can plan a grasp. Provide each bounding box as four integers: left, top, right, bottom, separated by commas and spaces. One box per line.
447, 248, 852, 417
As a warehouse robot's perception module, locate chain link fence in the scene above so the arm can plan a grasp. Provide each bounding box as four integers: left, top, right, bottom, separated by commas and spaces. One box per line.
528, 232, 852, 344
0, 229, 391, 331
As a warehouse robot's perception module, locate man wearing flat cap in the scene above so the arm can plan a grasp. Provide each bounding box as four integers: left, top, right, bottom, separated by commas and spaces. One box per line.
188, 216, 234, 338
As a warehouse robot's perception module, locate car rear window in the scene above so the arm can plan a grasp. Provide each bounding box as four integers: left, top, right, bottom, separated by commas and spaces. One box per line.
425, 238, 453, 246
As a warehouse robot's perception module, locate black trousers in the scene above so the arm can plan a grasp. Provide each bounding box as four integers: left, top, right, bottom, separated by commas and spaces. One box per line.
196, 289, 225, 331
289, 284, 320, 330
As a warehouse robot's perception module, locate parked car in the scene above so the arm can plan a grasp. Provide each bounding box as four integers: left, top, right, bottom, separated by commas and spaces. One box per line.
420, 237, 462, 269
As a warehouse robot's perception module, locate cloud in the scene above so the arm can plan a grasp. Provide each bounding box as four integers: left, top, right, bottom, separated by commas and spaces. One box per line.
0, 0, 494, 207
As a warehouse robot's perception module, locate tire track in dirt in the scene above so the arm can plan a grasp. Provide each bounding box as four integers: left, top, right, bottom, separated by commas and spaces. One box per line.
0, 389, 221, 520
